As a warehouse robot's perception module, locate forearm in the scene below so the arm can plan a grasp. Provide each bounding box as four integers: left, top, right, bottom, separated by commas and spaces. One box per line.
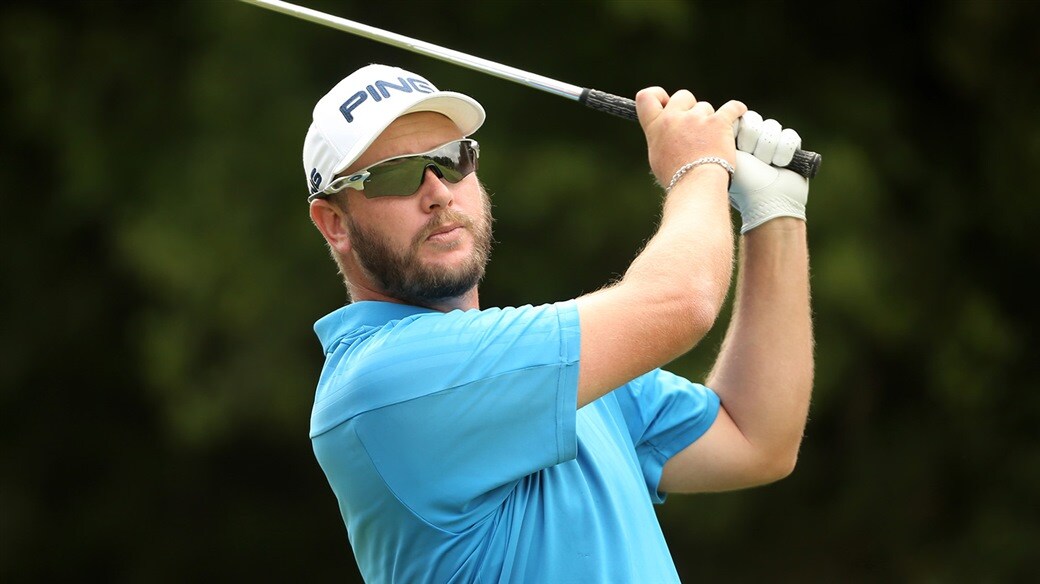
576, 168, 733, 405
706, 217, 813, 471
625, 166, 734, 322
622, 87, 742, 328
575, 90, 745, 407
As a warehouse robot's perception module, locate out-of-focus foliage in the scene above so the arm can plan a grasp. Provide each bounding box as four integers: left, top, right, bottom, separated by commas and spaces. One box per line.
2, 0, 1037, 581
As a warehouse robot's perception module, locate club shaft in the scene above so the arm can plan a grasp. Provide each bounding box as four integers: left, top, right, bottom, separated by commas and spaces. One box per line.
239, 0, 822, 178
238, 0, 584, 101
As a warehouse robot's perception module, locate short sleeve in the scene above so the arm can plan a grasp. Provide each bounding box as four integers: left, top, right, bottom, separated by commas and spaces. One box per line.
346, 302, 581, 533
613, 369, 720, 503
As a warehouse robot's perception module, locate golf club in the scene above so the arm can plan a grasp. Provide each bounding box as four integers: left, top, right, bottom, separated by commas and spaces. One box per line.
239, 0, 821, 178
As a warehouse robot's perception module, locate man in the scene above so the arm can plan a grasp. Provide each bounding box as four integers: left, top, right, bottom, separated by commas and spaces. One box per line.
304, 63, 813, 583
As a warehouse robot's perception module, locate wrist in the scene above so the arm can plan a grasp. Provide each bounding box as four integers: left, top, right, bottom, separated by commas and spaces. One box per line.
666, 156, 735, 192
743, 216, 806, 234
740, 201, 806, 234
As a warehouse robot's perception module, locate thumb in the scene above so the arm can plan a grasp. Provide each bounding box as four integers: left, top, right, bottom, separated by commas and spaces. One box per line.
635, 87, 668, 130
730, 151, 808, 207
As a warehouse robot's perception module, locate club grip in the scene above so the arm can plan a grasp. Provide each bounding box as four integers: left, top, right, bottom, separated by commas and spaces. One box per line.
579, 88, 821, 179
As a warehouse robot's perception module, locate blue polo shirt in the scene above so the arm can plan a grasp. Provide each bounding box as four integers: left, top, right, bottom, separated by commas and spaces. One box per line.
311, 300, 719, 583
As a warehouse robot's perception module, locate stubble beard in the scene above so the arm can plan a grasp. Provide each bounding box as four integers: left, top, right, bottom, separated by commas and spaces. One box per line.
346, 187, 494, 308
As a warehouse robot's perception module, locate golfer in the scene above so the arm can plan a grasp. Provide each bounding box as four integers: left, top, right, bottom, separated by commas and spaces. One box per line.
303, 64, 814, 583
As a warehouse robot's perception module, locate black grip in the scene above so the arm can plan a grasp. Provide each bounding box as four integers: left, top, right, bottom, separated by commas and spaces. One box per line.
579, 88, 821, 179
579, 88, 639, 122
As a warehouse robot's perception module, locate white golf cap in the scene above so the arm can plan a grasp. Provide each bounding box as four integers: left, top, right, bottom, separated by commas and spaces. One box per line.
302, 63, 485, 199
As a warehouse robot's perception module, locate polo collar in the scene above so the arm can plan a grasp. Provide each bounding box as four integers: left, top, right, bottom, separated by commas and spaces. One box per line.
314, 301, 438, 353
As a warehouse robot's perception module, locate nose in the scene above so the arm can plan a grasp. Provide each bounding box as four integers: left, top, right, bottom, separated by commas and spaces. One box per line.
419, 166, 454, 212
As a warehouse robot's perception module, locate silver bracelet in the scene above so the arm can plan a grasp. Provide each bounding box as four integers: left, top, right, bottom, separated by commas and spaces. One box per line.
666, 156, 735, 192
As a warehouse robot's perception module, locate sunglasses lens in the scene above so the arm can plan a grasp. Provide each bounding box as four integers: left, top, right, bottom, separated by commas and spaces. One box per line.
432, 141, 478, 183
361, 140, 479, 198
363, 158, 427, 197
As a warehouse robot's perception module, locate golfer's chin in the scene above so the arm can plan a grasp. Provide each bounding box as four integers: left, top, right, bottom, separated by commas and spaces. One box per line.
418, 237, 484, 283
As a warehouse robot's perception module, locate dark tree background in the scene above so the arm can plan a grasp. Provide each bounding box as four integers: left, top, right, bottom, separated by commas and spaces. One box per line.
2, 0, 1037, 581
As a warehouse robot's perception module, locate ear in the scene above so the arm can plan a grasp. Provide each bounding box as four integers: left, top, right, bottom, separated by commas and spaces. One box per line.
309, 198, 352, 255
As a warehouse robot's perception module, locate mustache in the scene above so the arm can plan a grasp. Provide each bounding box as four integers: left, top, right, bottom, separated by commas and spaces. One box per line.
412, 208, 475, 247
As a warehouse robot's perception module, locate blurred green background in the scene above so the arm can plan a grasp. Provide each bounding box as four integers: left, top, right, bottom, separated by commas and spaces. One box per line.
2, 0, 1038, 581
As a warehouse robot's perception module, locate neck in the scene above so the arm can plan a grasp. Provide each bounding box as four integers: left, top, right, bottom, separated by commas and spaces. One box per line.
348, 283, 479, 313
425, 287, 480, 313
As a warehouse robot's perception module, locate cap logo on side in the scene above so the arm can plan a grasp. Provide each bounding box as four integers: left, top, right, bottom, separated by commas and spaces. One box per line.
309, 168, 323, 195
339, 76, 436, 123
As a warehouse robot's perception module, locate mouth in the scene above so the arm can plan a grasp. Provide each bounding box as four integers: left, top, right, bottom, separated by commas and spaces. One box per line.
426, 223, 464, 242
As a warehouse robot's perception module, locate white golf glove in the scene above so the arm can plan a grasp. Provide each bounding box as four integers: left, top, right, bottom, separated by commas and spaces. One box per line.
729, 110, 810, 234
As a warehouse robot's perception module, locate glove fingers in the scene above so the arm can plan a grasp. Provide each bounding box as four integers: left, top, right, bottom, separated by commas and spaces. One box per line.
737, 110, 763, 152
753, 118, 782, 163
773, 128, 802, 166
736, 111, 805, 169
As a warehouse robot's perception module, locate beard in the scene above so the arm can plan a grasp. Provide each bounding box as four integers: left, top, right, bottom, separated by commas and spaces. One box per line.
346, 186, 494, 308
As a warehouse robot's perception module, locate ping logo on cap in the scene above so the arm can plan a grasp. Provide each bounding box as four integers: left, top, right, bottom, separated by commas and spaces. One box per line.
309, 168, 323, 195
339, 76, 436, 123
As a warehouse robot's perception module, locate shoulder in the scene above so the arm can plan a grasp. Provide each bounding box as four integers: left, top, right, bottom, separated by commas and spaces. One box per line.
311, 301, 580, 437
